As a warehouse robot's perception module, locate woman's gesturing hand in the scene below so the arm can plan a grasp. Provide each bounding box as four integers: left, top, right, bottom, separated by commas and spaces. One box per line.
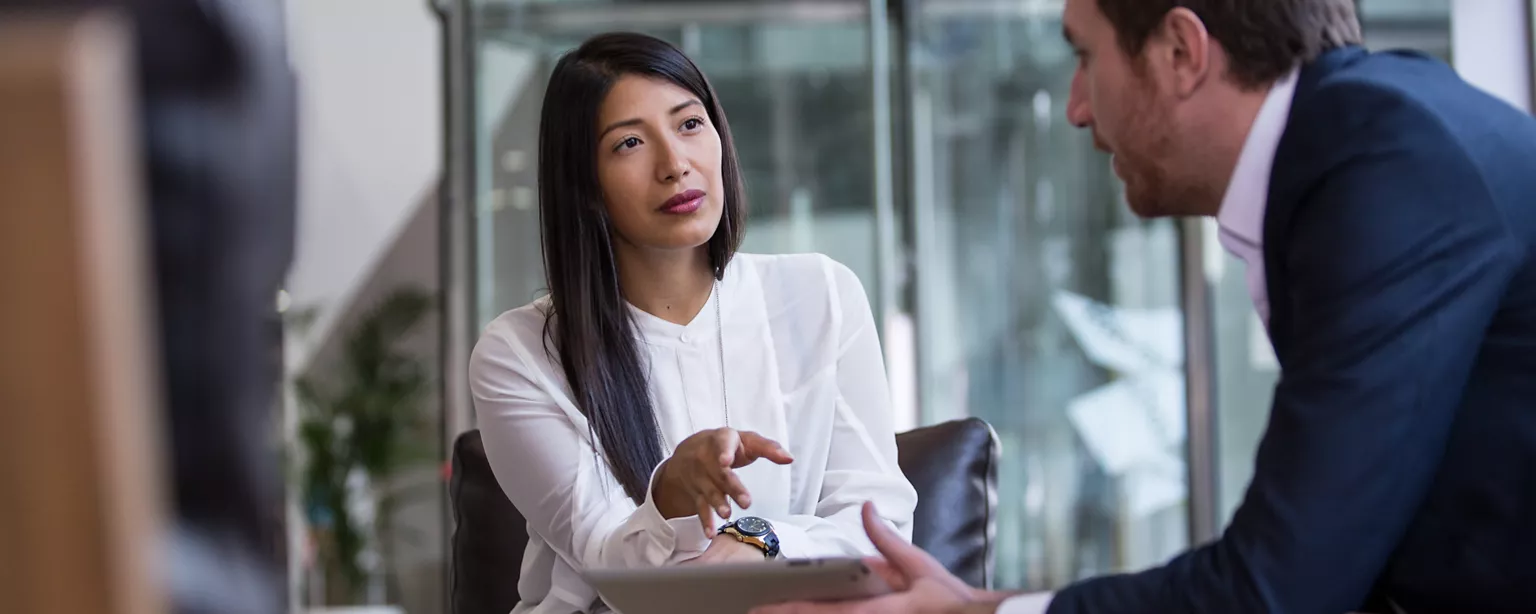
653, 428, 794, 534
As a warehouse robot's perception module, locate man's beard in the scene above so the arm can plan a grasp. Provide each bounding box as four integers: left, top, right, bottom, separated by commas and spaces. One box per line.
1117, 69, 1210, 218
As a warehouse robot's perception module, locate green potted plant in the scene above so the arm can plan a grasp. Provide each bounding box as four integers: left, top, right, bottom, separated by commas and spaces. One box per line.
293, 287, 436, 606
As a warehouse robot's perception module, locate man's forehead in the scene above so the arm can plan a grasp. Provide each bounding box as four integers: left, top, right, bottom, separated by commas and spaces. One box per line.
1061, 0, 1089, 39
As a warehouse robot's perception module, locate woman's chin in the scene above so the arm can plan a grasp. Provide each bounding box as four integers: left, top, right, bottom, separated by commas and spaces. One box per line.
651, 221, 719, 250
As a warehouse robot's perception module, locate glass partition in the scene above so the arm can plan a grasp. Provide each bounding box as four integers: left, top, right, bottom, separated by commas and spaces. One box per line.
470, 0, 885, 328
463, 0, 1193, 595
903, 1, 1189, 588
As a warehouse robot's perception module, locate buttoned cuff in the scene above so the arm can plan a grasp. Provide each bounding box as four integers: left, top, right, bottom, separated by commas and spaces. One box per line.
996, 592, 1054, 614
635, 459, 717, 558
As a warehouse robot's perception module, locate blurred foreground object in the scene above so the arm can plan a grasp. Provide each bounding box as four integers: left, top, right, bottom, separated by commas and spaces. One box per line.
0, 11, 166, 614
0, 0, 297, 612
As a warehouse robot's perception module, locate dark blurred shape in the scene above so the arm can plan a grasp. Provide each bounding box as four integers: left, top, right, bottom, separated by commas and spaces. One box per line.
0, 0, 297, 612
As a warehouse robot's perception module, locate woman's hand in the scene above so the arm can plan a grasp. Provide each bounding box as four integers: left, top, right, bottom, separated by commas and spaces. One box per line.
653, 428, 793, 534
683, 534, 771, 566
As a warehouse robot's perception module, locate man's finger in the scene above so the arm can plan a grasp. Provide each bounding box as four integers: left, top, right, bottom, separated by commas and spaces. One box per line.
861, 501, 944, 578
862, 556, 910, 592
737, 431, 794, 466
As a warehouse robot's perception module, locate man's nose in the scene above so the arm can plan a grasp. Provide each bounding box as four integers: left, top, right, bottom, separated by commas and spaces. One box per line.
1066, 72, 1092, 128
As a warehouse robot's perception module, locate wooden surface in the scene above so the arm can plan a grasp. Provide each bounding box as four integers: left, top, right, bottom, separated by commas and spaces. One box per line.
0, 11, 168, 614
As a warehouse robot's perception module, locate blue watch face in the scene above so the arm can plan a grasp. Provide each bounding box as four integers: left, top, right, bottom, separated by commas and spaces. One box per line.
735, 516, 771, 537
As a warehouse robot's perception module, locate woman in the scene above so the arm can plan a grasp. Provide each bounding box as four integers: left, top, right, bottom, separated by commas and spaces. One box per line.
468, 32, 917, 613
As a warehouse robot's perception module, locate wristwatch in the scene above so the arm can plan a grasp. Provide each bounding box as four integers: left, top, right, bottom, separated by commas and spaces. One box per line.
718, 516, 780, 559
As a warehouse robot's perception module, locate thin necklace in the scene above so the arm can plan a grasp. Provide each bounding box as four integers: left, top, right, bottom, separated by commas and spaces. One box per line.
714, 278, 731, 428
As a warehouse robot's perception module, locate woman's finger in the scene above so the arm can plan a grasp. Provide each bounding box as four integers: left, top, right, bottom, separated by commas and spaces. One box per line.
737, 431, 794, 466
714, 428, 741, 467
723, 470, 753, 509
697, 499, 717, 536
696, 480, 731, 521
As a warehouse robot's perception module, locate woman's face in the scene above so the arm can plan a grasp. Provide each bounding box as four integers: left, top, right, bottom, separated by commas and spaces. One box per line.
595, 75, 725, 255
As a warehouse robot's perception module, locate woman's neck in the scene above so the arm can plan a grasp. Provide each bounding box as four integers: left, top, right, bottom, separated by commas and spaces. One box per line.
615, 243, 715, 326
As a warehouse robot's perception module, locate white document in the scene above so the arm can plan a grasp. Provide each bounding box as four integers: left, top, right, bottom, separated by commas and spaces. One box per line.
1066, 379, 1170, 476
1052, 291, 1183, 375
1123, 452, 1188, 518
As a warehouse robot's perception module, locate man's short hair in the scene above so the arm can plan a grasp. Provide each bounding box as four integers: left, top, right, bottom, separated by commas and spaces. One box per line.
1096, 0, 1363, 88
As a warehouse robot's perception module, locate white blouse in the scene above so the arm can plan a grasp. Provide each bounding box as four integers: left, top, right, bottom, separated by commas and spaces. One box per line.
468, 252, 919, 614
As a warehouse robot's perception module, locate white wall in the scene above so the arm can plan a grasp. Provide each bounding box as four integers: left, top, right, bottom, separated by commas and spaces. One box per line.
283, 0, 442, 369
280, 1, 442, 610
1452, 0, 1533, 113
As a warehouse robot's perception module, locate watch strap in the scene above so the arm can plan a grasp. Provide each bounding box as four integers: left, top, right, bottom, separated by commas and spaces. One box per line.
720, 520, 781, 559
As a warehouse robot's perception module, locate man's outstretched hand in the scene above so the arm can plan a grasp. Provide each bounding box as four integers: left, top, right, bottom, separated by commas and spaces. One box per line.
750, 502, 1010, 614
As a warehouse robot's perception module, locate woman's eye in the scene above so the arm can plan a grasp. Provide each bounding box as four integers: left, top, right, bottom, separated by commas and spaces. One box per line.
682, 117, 704, 132
615, 136, 641, 151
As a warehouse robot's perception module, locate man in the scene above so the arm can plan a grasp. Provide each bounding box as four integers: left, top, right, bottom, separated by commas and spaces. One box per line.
757, 0, 1536, 612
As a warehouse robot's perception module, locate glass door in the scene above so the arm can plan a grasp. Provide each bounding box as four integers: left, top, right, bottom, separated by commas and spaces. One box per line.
900, 0, 1190, 590
460, 0, 1198, 597
468, 0, 890, 332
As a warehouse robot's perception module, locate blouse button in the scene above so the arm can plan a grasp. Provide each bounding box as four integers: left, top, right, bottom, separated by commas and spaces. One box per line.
679, 333, 690, 343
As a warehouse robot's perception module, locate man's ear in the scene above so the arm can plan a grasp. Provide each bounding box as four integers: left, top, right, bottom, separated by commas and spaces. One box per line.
1157, 7, 1214, 98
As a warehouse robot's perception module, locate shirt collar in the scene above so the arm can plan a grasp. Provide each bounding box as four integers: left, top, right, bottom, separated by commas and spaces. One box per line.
1215, 67, 1300, 248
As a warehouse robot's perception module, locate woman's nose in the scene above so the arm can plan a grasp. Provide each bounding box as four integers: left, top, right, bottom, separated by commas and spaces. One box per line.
655, 139, 691, 182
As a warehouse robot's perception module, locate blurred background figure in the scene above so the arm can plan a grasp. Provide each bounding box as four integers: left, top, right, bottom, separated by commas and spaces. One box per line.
1, 0, 295, 613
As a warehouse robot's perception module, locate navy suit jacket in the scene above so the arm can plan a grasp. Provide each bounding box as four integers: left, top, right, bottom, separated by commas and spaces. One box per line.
1049, 47, 1536, 613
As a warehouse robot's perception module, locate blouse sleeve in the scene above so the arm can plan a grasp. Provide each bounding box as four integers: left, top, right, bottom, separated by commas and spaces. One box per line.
759, 259, 919, 558
467, 320, 716, 571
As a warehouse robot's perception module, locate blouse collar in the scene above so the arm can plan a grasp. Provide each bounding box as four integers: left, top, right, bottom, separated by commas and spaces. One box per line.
624, 261, 738, 347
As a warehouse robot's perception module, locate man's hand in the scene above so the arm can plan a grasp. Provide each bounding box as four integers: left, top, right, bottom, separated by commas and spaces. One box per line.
751, 502, 1006, 614
684, 534, 771, 566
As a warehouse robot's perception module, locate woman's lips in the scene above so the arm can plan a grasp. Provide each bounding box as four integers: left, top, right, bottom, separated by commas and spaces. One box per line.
659, 189, 706, 214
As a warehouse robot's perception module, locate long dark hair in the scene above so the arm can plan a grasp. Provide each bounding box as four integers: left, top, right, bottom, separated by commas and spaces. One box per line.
537, 32, 748, 504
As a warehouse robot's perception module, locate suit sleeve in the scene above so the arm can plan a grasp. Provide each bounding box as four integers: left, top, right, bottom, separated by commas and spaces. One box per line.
1049, 84, 1525, 614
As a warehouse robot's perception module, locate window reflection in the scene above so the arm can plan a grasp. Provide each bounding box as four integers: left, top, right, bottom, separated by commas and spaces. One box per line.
904, 2, 1188, 589
470, 0, 1196, 595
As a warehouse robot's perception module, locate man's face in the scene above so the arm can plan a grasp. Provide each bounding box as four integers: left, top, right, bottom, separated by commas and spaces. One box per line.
1063, 0, 1183, 218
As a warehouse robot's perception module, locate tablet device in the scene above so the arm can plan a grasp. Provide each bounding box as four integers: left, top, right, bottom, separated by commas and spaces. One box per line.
585, 557, 891, 614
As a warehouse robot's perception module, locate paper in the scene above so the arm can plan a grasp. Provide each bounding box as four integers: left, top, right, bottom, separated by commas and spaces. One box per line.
1123, 452, 1188, 518
1066, 379, 1171, 475
1052, 291, 1183, 375
1132, 370, 1187, 445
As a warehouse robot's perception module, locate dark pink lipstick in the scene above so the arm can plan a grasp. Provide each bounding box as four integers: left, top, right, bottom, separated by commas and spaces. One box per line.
659, 189, 705, 214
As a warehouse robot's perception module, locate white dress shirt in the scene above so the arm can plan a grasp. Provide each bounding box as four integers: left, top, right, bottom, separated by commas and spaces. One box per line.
468, 252, 919, 614
995, 67, 1300, 614
1215, 67, 1300, 324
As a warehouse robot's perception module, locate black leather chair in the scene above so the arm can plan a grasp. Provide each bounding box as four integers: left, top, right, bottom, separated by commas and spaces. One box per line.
449, 418, 999, 614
